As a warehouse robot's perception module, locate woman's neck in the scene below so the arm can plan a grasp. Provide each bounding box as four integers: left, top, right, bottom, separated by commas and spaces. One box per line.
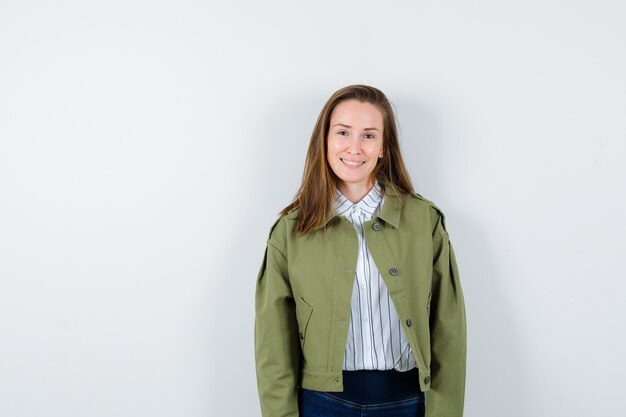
338, 178, 375, 204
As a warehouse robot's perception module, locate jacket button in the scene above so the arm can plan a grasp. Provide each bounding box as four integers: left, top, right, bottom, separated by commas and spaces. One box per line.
424, 376, 431, 384
372, 222, 381, 231
299, 332, 304, 340
389, 267, 399, 276
406, 319, 413, 327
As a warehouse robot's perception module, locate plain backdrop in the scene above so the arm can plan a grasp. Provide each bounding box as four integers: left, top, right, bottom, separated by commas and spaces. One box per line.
1, 1, 625, 416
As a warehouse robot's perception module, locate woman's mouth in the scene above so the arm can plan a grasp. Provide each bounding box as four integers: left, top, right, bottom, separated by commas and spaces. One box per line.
340, 158, 365, 168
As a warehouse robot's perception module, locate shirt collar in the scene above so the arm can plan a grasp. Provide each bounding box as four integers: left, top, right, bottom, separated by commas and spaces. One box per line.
333, 179, 403, 228
334, 179, 384, 220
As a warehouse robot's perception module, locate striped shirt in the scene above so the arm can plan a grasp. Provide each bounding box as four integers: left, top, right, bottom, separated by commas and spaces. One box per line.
334, 179, 417, 371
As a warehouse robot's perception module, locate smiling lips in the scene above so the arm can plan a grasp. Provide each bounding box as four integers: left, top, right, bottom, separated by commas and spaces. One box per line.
340, 158, 365, 169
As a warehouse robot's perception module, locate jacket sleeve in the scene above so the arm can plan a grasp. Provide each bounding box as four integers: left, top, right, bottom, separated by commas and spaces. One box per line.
426, 210, 467, 417
254, 218, 300, 417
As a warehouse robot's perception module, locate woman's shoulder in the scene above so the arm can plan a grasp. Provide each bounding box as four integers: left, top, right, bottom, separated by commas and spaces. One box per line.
402, 191, 449, 234
407, 191, 442, 211
264, 208, 299, 247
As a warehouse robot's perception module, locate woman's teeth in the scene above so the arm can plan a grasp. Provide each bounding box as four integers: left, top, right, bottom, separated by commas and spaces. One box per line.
341, 158, 365, 166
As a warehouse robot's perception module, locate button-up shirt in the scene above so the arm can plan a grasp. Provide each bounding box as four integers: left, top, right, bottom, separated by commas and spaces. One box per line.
334, 179, 417, 371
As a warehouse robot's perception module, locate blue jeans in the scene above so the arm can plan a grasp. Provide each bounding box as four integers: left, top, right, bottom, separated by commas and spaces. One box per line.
298, 388, 425, 417
298, 369, 425, 417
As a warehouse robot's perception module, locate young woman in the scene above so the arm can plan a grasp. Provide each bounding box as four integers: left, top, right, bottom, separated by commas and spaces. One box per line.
254, 84, 466, 417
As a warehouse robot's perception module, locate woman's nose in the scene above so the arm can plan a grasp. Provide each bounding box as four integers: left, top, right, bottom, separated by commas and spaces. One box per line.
346, 136, 360, 153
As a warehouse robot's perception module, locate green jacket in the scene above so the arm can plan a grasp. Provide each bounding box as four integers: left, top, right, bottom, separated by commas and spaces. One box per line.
254, 190, 467, 417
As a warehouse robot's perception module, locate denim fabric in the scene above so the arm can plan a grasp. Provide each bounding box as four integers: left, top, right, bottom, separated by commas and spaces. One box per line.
298, 387, 425, 417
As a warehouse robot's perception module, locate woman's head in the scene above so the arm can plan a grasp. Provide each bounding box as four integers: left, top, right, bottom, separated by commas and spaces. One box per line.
280, 84, 415, 235
326, 99, 384, 197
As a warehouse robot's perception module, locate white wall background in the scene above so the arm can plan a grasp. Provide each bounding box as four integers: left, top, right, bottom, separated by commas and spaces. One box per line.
1, 1, 625, 416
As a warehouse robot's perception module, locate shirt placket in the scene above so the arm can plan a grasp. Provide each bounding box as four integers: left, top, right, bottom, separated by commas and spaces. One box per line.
354, 205, 374, 368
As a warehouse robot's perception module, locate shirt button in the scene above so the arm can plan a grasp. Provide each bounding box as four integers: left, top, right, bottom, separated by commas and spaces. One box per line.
299, 332, 304, 340
389, 267, 399, 276
424, 376, 431, 384
335, 378, 341, 383
406, 319, 413, 327
372, 222, 381, 231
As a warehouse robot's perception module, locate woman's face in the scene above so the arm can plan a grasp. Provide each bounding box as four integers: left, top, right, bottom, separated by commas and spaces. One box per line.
326, 99, 384, 193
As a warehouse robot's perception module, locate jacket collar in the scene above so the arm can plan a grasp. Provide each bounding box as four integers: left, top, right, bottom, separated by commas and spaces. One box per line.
376, 189, 402, 228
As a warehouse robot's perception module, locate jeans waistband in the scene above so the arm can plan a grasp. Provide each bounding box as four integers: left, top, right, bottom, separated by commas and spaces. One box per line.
330, 368, 423, 405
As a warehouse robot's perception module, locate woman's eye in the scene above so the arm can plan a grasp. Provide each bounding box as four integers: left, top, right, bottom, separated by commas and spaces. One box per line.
364, 133, 375, 139
338, 130, 348, 136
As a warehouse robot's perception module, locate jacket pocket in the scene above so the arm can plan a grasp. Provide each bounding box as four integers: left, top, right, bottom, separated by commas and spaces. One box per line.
295, 296, 314, 351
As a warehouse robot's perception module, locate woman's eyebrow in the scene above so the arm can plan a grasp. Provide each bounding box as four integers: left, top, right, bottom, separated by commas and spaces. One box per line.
331, 123, 380, 131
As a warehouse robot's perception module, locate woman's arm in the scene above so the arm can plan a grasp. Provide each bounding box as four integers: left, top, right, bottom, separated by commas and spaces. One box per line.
427, 211, 467, 417
254, 218, 300, 417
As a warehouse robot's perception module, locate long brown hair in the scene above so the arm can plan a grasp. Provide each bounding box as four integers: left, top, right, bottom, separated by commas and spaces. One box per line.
280, 84, 415, 236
